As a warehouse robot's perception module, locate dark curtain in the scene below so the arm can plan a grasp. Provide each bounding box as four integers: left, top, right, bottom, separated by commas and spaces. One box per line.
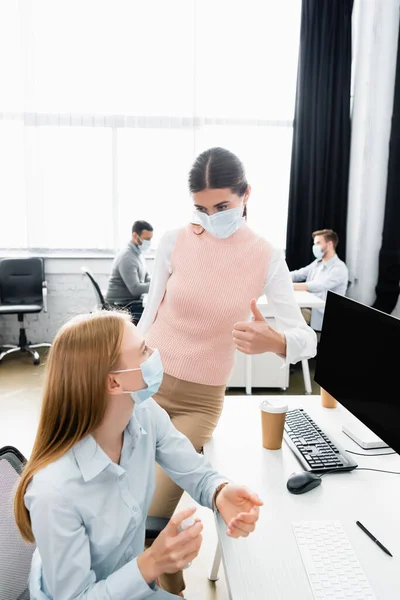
372, 21, 400, 315
285, 0, 353, 270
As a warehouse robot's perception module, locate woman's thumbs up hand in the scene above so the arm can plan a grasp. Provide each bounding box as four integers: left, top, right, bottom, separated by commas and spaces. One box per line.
233, 299, 287, 356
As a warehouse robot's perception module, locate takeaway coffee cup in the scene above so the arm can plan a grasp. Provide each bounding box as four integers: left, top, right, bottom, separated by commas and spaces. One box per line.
320, 387, 337, 409
260, 399, 288, 450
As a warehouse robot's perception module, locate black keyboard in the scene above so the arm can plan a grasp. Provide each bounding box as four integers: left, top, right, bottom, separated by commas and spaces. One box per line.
284, 409, 358, 473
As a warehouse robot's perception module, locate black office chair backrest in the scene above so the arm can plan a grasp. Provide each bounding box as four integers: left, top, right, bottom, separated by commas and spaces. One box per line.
81, 267, 108, 309
0, 446, 34, 600
0, 258, 44, 306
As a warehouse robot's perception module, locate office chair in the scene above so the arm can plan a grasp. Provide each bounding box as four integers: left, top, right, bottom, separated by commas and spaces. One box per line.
0, 446, 34, 600
0, 258, 51, 366
0, 443, 167, 599
81, 267, 109, 310
122, 299, 145, 324
81, 267, 144, 324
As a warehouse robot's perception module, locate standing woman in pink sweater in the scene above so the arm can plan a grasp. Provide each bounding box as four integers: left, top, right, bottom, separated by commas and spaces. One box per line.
138, 147, 316, 595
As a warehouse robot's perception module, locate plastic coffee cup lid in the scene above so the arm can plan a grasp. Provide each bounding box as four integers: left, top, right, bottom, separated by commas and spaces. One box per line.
259, 399, 288, 414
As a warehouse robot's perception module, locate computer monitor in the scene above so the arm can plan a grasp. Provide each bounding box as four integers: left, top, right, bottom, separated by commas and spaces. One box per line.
314, 291, 400, 454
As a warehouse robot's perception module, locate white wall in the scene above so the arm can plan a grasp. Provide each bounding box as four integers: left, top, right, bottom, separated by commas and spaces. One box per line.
0, 257, 154, 345
346, 0, 400, 306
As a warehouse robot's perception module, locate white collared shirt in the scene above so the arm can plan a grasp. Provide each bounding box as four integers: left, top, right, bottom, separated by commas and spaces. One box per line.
138, 229, 317, 365
25, 399, 226, 599
291, 255, 349, 330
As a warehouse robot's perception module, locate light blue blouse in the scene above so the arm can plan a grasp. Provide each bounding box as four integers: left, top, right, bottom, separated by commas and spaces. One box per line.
25, 398, 226, 599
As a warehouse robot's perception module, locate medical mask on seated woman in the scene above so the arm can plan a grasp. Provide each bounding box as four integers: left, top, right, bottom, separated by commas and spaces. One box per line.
192, 206, 245, 239
112, 349, 164, 405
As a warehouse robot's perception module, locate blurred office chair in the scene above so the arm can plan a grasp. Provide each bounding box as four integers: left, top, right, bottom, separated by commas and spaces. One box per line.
0, 258, 51, 366
0, 446, 34, 600
81, 267, 144, 323
81, 266, 109, 310
0, 444, 167, 600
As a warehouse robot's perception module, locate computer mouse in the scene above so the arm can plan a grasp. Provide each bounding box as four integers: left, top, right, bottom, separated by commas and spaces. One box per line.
287, 472, 322, 495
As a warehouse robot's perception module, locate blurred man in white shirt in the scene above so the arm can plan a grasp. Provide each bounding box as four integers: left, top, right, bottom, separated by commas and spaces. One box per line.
291, 229, 349, 330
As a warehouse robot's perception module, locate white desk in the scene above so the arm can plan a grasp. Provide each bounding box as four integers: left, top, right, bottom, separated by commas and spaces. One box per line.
228, 291, 325, 394
256, 290, 325, 315
204, 396, 400, 600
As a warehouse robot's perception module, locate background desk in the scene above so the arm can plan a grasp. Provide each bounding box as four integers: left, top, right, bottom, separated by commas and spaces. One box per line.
204, 396, 400, 600
228, 291, 325, 394
256, 290, 325, 315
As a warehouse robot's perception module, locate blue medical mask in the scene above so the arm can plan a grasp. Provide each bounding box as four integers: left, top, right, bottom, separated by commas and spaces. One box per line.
312, 244, 324, 260
139, 239, 151, 253
112, 349, 164, 405
192, 206, 245, 239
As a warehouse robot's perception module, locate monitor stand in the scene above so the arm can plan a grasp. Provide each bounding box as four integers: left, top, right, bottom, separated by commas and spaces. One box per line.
342, 422, 389, 450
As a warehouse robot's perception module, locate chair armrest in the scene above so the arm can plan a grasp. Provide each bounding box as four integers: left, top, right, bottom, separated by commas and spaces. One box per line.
145, 516, 169, 541
42, 281, 48, 312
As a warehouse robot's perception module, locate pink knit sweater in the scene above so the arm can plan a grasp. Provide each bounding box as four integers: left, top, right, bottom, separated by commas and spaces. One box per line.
146, 224, 272, 385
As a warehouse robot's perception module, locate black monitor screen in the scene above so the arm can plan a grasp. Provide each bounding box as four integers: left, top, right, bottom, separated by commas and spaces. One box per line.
314, 292, 400, 454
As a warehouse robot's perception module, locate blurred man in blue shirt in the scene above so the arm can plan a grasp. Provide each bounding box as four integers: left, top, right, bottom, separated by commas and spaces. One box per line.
291, 229, 348, 330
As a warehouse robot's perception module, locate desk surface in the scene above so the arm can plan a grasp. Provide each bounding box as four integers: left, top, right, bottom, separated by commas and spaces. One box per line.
257, 290, 325, 311
204, 396, 400, 600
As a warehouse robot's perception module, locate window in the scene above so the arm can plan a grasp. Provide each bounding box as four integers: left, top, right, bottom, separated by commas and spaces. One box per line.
24, 127, 113, 249
0, 0, 301, 251
0, 121, 26, 249
117, 128, 194, 246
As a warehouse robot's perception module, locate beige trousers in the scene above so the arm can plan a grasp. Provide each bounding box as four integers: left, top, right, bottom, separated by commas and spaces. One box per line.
301, 307, 312, 325
146, 373, 225, 595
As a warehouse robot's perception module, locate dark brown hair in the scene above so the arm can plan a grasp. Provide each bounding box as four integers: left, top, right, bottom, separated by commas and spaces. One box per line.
312, 229, 339, 249
189, 147, 249, 217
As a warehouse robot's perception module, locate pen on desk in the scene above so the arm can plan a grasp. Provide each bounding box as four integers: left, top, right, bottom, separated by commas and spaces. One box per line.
356, 521, 393, 557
